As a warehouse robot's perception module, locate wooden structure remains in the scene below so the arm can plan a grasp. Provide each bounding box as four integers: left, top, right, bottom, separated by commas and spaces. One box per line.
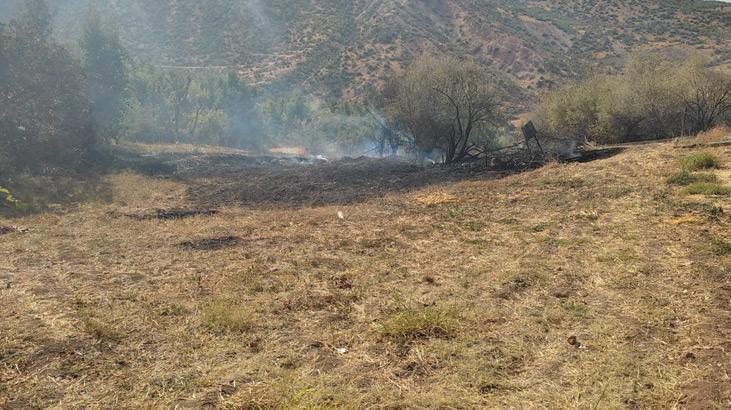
521, 121, 544, 158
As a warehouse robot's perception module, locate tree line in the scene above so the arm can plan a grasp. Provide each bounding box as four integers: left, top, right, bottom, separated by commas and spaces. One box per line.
2, 0, 729, 175
0, 0, 509, 169
537, 54, 731, 144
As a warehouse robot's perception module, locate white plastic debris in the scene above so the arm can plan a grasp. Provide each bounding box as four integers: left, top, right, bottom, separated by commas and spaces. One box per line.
336, 347, 348, 354
337, 211, 345, 220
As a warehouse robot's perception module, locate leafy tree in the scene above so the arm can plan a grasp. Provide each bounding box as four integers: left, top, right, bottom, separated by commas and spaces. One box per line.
678, 57, 731, 133
220, 72, 265, 150
80, 6, 129, 142
385, 55, 502, 163
125, 68, 266, 149
0, 0, 94, 172
537, 54, 730, 143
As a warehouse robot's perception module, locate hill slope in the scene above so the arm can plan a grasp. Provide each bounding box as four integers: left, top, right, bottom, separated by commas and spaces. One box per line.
1, 136, 730, 407
3, 0, 730, 98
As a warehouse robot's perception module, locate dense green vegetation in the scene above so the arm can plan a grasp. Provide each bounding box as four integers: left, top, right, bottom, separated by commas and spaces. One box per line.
80, 6, 129, 142
125, 68, 263, 149
537, 55, 731, 143
0, 0, 95, 173
0, 0, 390, 165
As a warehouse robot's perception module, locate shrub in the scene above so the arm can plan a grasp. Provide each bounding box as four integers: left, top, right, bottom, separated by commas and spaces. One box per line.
537, 54, 731, 144
202, 300, 254, 333
667, 170, 718, 186
0, 187, 21, 209
685, 182, 731, 196
710, 237, 731, 256
680, 152, 721, 171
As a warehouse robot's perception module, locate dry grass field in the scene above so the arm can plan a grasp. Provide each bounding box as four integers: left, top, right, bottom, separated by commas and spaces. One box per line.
1, 137, 729, 408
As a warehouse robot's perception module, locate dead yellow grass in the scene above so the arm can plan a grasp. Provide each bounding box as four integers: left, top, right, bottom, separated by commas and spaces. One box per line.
118, 141, 250, 155
675, 125, 731, 148
106, 172, 187, 209
413, 191, 459, 206
666, 214, 703, 225
0, 142, 729, 408
693, 125, 731, 144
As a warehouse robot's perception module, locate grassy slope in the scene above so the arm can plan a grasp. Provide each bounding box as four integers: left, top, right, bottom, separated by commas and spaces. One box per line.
0, 140, 729, 408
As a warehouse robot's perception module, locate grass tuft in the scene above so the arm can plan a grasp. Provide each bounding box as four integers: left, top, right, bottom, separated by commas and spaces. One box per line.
202, 300, 254, 333
680, 152, 721, 171
666, 170, 718, 186
378, 307, 459, 343
685, 182, 731, 196
83, 317, 122, 343
710, 237, 731, 256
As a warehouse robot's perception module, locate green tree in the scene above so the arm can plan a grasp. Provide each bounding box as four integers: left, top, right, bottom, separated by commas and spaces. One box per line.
386, 55, 502, 163
80, 7, 130, 143
16, 0, 52, 40
220, 72, 264, 150
537, 54, 731, 144
0, 0, 94, 172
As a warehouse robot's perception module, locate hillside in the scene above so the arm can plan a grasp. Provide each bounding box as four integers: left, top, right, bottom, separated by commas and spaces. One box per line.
2, 0, 729, 99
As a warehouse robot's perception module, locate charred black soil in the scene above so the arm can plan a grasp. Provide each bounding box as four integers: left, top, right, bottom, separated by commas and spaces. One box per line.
185, 157, 506, 208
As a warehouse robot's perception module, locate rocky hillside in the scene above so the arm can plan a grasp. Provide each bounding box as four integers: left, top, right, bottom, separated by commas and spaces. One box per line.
3, 0, 730, 99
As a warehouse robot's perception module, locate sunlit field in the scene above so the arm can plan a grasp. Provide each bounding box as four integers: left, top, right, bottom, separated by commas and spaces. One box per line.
2, 135, 729, 408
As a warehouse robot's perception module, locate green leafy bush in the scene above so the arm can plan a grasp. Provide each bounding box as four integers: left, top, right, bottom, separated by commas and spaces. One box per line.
537, 55, 731, 144
1, 1, 96, 171
680, 152, 721, 171
0, 187, 21, 209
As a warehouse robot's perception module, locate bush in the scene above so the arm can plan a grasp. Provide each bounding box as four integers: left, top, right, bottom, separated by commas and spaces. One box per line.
385, 55, 503, 163
680, 152, 721, 171
537, 54, 731, 144
0, 187, 21, 209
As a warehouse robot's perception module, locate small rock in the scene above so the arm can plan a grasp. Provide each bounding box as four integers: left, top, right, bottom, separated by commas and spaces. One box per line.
567, 335, 582, 348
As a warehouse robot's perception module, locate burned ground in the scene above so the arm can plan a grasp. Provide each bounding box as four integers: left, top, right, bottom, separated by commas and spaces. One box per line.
0, 139, 729, 408
186, 156, 505, 208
